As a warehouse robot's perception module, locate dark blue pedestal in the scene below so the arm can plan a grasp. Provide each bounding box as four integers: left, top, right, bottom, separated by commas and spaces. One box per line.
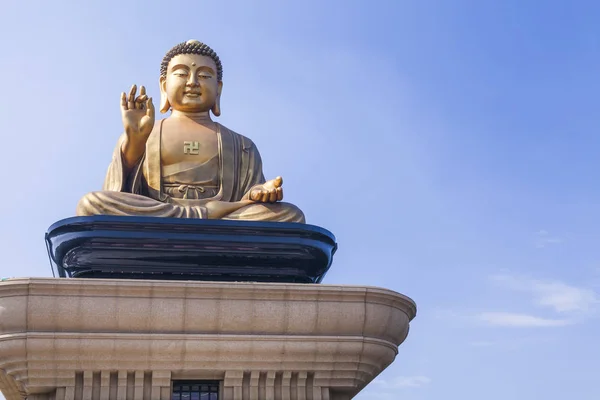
45, 216, 337, 283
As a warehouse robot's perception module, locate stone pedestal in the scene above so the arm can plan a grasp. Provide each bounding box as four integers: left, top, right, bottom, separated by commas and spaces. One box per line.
0, 278, 415, 400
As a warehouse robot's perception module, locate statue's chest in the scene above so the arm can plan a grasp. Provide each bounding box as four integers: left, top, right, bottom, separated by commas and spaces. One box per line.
160, 123, 219, 167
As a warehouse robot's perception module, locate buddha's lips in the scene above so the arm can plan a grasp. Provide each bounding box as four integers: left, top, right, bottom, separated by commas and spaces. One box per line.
185, 92, 201, 97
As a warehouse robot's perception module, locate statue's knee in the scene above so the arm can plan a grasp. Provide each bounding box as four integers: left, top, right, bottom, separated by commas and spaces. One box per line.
76, 192, 101, 216
76, 194, 91, 216
277, 202, 306, 223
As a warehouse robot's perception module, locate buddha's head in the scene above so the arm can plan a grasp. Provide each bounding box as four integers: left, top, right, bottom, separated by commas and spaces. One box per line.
159, 40, 223, 115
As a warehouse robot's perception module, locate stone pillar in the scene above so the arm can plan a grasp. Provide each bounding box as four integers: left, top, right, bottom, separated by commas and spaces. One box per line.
223, 371, 243, 400
265, 372, 276, 400
151, 372, 171, 400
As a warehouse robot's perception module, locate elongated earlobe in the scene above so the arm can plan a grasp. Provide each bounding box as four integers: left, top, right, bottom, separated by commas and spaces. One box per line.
211, 96, 221, 116
160, 94, 170, 114
211, 81, 223, 117
159, 76, 170, 113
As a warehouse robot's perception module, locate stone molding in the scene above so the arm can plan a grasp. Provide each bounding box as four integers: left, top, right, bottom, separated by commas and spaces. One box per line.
0, 278, 416, 400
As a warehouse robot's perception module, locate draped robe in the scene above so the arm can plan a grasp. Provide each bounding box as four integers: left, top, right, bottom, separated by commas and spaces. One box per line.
76, 121, 305, 223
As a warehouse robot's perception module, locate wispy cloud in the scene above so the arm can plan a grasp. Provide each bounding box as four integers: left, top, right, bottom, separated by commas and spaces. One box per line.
373, 375, 432, 389
356, 392, 405, 400
469, 335, 557, 349
476, 312, 572, 327
490, 274, 599, 315
535, 230, 562, 248
468, 274, 600, 330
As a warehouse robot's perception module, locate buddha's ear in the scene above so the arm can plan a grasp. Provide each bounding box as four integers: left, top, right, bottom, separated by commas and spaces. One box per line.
211, 81, 223, 117
159, 76, 170, 114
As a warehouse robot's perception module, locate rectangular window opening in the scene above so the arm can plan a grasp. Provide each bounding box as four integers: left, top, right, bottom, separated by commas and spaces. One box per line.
172, 380, 220, 400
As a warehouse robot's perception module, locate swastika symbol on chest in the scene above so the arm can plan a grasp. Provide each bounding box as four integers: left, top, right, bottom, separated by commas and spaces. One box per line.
183, 141, 200, 155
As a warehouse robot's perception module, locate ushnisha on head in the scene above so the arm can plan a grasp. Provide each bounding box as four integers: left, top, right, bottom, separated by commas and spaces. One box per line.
159, 40, 224, 115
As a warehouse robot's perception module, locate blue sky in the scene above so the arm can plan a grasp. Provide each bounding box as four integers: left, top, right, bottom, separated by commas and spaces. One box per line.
2, 0, 600, 399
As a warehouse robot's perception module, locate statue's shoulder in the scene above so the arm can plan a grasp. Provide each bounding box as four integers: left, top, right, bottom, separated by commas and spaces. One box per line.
218, 123, 259, 152
139, 119, 164, 139
153, 119, 165, 131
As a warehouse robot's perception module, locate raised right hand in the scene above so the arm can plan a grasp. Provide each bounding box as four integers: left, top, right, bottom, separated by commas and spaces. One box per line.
120, 84, 155, 144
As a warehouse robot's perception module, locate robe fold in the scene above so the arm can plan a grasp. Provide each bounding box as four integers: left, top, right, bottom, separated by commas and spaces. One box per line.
76, 120, 305, 223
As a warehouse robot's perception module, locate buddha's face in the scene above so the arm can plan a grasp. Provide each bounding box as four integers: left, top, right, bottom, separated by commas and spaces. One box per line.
160, 53, 222, 113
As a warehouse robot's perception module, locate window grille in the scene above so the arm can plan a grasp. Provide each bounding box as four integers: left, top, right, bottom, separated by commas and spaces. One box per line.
172, 381, 219, 400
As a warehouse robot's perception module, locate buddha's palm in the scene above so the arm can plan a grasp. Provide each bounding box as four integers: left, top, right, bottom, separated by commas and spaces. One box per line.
121, 84, 155, 144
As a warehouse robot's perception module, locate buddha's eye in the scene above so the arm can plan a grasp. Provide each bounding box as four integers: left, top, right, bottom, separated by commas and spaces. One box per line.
198, 74, 212, 79
173, 71, 189, 77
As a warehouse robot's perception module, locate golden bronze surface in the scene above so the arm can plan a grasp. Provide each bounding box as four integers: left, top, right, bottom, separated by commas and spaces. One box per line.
76, 40, 304, 222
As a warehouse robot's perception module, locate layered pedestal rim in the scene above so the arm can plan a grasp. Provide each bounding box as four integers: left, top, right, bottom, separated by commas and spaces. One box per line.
0, 278, 416, 400
45, 216, 338, 283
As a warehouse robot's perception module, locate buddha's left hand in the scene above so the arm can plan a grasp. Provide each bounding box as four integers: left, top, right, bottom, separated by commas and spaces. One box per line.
248, 176, 284, 203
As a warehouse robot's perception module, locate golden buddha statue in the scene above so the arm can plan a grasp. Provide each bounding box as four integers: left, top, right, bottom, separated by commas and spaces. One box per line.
77, 40, 305, 223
